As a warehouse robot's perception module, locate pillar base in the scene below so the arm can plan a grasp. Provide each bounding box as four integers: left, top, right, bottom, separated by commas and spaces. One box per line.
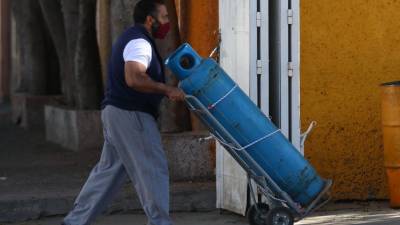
11, 93, 62, 130
386, 168, 400, 208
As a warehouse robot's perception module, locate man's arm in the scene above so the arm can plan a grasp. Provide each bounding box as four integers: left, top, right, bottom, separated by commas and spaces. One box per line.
124, 61, 185, 101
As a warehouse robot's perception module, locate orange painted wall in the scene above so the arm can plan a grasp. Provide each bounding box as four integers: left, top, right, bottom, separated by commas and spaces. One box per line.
178, 0, 219, 57
301, 0, 400, 200
177, 0, 219, 131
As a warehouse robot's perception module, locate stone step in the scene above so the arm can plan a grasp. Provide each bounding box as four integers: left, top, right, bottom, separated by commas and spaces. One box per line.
0, 181, 216, 223
44, 105, 216, 181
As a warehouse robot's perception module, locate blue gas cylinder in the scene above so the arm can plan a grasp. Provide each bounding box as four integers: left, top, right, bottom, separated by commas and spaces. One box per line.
165, 44, 325, 206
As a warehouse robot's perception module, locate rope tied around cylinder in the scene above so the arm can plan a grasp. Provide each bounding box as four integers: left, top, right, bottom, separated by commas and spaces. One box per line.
208, 84, 238, 110
212, 129, 281, 151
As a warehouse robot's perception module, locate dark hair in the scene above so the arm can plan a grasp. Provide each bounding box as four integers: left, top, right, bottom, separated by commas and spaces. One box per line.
133, 0, 165, 24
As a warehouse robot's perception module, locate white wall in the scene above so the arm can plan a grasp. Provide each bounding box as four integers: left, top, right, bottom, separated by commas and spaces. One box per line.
216, 0, 250, 215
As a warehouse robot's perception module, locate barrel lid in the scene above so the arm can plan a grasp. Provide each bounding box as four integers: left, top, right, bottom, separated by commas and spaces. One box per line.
381, 81, 400, 86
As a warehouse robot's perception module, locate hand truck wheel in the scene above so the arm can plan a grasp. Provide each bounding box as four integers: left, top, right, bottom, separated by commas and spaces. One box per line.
265, 207, 294, 225
247, 203, 270, 225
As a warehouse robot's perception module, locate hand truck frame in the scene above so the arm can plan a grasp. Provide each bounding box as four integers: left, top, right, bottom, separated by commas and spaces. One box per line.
185, 95, 332, 225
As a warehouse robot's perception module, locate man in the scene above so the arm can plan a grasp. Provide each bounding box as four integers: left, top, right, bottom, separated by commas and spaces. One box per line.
62, 1, 185, 224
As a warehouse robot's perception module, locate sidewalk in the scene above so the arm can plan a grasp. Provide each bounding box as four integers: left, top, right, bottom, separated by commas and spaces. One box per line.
3, 202, 400, 225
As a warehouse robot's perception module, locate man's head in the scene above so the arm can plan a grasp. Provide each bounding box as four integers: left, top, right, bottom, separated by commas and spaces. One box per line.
134, 0, 170, 39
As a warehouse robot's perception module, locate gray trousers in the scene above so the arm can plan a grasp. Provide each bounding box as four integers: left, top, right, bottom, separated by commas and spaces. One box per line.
63, 105, 172, 225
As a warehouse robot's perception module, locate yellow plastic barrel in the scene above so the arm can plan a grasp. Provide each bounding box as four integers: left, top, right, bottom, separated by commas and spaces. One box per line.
381, 81, 400, 208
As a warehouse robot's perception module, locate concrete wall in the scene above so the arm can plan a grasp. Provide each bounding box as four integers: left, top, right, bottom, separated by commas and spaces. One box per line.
44, 105, 103, 150
12, 94, 62, 129
301, 0, 400, 200
0, 0, 10, 103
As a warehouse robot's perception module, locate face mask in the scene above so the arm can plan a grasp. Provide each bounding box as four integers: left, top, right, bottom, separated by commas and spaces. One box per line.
151, 18, 170, 39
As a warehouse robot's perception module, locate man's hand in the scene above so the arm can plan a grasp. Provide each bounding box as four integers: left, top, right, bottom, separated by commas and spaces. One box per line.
165, 86, 185, 101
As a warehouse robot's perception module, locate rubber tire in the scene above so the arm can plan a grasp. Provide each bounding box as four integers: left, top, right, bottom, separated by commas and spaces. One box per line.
247, 203, 270, 225
265, 207, 294, 225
